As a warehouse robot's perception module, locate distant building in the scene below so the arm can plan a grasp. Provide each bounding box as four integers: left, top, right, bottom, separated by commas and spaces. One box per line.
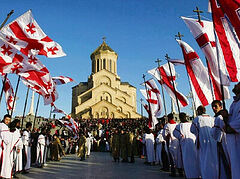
72, 40, 141, 119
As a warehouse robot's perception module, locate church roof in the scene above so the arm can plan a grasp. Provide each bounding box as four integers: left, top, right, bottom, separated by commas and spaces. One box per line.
120, 82, 135, 88
90, 41, 117, 59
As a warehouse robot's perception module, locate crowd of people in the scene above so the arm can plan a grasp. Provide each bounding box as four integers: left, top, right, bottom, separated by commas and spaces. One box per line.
1, 83, 240, 178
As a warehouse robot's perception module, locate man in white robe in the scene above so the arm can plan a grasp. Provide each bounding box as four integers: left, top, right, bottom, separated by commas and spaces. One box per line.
155, 128, 164, 166
22, 122, 32, 173
163, 113, 181, 177
219, 82, 240, 179
36, 128, 46, 167
142, 128, 155, 164
86, 134, 93, 156
191, 106, 218, 179
10, 119, 23, 177
0, 114, 13, 179
211, 100, 231, 179
173, 112, 201, 178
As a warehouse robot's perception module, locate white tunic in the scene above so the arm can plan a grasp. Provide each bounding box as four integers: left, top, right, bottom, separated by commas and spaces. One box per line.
163, 123, 181, 168
191, 114, 218, 179
142, 133, 155, 163
0, 123, 13, 179
225, 96, 240, 179
86, 137, 92, 156
12, 128, 23, 172
173, 122, 201, 178
211, 115, 230, 179
155, 129, 164, 165
36, 134, 45, 165
22, 130, 31, 170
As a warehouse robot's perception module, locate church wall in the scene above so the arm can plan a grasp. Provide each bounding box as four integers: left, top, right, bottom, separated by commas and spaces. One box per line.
72, 41, 141, 119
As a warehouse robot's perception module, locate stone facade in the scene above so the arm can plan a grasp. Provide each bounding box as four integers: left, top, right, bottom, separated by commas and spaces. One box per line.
72, 41, 141, 119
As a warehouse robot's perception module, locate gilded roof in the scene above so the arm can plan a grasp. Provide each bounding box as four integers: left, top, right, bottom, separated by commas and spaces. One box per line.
90, 41, 117, 59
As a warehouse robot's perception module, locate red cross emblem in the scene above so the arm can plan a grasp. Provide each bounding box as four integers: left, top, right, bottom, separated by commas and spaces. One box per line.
6, 36, 17, 45
26, 23, 36, 34
47, 47, 58, 55
147, 90, 158, 104
28, 55, 38, 64
1, 44, 13, 56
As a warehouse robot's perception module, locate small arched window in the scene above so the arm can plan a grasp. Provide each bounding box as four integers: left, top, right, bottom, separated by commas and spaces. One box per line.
97, 59, 100, 72
109, 60, 112, 72
103, 59, 106, 69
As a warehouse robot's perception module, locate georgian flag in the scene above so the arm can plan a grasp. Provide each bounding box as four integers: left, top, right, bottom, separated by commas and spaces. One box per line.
2, 76, 15, 112
177, 39, 214, 107
209, 0, 240, 82
181, 16, 230, 100
148, 63, 189, 108
52, 76, 74, 85
0, 10, 66, 58
51, 103, 66, 115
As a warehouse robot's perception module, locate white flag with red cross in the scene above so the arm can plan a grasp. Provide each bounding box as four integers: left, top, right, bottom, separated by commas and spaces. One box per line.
0, 10, 66, 58
177, 39, 214, 108
209, 0, 240, 82
142, 79, 163, 117
216, 0, 240, 44
181, 16, 230, 100
140, 89, 159, 129
148, 63, 189, 108
52, 76, 74, 85
2, 76, 15, 112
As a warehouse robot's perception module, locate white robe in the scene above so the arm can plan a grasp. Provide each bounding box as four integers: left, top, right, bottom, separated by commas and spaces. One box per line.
173, 122, 201, 178
142, 133, 155, 163
11, 128, 23, 172
224, 96, 240, 179
0, 123, 13, 179
163, 123, 181, 168
86, 137, 92, 156
155, 129, 164, 165
36, 134, 45, 165
22, 130, 31, 170
191, 114, 218, 179
211, 115, 230, 179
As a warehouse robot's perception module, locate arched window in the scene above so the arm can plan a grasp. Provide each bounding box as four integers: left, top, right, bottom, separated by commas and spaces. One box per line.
103, 59, 106, 69
106, 96, 108, 101
109, 60, 112, 72
92, 60, 95, 73
97, 59, 100, 72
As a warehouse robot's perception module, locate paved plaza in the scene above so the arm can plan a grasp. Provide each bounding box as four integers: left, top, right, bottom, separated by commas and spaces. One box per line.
18, 152, 183, 179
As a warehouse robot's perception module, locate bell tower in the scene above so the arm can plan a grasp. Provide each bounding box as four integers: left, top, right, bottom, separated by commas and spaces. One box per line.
90, 38, 118, 75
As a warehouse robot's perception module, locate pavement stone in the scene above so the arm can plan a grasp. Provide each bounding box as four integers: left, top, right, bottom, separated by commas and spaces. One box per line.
17, 152, 183, 179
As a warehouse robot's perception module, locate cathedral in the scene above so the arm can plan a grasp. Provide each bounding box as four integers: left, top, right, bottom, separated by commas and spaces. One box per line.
71, 40, 141, 119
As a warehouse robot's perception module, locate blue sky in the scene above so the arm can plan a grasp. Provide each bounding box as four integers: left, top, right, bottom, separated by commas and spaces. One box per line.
0, 0, 235, 119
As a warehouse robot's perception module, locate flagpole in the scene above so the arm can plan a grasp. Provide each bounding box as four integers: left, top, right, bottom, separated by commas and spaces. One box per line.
143, 74, 153, 127
140, 98, 143, 118
0, 10, 14, 113
0, 10, 14, 30
165, 54, 181, 114
175, 32, 197, 116
155, 59, 167, 116
193, 7, 215, 101
21, 87, 30, 130
0, 75, 7, 112
49, 105, 52, 120
32, 94, 40, 131
10, 76, 20, 117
